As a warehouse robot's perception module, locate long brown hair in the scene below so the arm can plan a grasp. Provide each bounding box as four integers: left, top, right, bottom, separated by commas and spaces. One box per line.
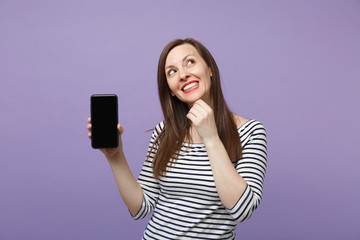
149, 38, 242, 179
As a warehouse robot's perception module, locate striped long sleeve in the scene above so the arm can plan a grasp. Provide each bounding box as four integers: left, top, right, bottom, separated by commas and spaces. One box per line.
226, 121, 267, 222
133, 123, 163, 220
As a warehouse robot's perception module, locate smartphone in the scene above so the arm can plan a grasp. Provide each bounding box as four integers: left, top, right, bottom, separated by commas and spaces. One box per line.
90, 94, 119, 149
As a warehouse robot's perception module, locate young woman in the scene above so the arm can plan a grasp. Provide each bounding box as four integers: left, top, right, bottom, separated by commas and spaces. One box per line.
87, 38, 267, 239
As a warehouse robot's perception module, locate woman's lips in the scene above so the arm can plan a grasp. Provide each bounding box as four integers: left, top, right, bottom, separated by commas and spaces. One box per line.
182, 81, 199, 93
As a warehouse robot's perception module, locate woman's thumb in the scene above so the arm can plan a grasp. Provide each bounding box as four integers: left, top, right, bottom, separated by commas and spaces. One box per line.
118, 124, 124, 135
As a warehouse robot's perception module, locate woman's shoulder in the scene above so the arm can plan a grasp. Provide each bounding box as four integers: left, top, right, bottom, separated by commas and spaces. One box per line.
232, 114, 266, 132
150, 121, 165, 138
232, 114, 250, 129
155, 120, 165, 130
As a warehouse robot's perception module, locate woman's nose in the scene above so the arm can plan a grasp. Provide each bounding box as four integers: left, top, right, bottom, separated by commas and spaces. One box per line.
179, 68, 189, 80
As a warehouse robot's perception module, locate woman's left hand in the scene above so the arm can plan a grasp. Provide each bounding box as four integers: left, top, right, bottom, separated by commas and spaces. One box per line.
186, 99, 219, 143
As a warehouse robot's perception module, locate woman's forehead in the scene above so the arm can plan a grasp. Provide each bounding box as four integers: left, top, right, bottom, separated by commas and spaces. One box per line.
165, 44, 200, 65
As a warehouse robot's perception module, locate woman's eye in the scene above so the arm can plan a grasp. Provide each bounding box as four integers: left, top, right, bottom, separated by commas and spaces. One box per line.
187, 60, 194, 66
168, 69, 176, 76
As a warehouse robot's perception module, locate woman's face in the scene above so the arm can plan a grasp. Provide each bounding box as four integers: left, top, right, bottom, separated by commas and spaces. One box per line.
165, 44, 212, 107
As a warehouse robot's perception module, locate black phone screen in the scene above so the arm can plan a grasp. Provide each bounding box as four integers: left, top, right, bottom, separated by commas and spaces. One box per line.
91, 94, 118, 149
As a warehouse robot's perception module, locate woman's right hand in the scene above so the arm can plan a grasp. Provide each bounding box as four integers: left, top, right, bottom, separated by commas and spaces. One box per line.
87, 118, 125, 161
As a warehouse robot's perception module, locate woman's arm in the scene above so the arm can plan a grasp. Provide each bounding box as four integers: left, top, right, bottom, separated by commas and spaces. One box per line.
203, 138, 247, 209
107, 151, 144, 217
87, 118, 143, 216
186, 104, 247, 208
186, 101, 267, 216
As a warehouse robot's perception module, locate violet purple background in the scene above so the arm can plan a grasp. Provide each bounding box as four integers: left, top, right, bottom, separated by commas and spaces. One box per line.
1, 0, 359, 239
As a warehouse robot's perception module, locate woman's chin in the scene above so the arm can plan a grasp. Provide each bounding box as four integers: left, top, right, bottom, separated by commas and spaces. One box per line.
185, 97, 202, 107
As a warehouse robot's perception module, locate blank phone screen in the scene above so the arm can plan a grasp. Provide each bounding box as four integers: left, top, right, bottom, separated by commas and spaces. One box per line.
91, 94, 118, 149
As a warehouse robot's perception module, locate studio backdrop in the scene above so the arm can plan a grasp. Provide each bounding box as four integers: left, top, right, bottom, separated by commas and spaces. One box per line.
1, 0, 359, 239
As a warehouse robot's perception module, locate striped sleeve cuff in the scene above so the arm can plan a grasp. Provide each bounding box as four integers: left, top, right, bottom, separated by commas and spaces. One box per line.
132, 192, 149, 220
225, 184, 255, 222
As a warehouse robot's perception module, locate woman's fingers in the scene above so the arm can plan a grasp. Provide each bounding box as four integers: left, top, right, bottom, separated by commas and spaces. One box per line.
87, 118, 92, 139
118, 124, 124, 135
186, 111, 196, 122
189, 103, 202, 116
194, 99, 212, 112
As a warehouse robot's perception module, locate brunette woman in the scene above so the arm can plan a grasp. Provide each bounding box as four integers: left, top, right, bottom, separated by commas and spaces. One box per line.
87, 38, 267, 239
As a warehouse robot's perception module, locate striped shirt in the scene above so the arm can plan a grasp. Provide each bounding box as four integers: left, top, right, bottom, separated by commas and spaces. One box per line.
133, 119, 267, 239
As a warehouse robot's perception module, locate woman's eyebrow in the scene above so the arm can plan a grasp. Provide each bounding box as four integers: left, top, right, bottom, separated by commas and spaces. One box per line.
165, 54, 195, 70
182, 54, 195, 62
165, 65, 174, 71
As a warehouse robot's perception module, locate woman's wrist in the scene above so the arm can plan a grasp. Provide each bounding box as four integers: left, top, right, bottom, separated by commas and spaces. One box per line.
107, 150, 125, 165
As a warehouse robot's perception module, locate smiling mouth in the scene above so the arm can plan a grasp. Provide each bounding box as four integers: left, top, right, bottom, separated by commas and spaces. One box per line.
182, 81, 199, 93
